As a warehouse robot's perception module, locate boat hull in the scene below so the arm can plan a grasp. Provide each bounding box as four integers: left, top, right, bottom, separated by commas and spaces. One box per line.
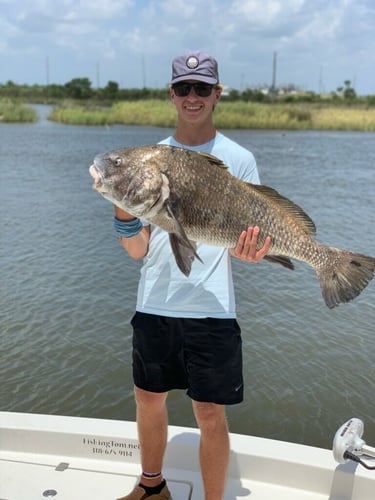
1, 412, 374, 499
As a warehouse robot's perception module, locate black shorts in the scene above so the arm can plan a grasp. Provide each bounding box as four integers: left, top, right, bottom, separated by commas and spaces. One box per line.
131, 312, 243, 405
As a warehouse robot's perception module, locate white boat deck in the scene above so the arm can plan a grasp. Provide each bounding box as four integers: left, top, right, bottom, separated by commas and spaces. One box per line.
1, 412, 374, 499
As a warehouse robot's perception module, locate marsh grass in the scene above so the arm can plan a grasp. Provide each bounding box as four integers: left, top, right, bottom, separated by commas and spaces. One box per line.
112, 100, 177, 127
214, 102, 314, 129
49, 107, 115, 125
311, 107, 375, 131
0, 101, 37, 122
48, 100, 375, 131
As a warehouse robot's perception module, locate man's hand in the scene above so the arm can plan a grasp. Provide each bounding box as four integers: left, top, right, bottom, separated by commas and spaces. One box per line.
230, 226, 271, 262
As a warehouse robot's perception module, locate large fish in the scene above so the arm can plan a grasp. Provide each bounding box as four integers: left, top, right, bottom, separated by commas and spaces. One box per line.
89, 144, 375, 308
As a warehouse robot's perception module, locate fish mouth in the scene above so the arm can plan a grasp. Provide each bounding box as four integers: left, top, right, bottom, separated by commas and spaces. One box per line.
89, 164, 106, 192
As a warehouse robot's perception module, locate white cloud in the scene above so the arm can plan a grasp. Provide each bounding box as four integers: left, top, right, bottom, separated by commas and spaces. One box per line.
0, 0, 373, 93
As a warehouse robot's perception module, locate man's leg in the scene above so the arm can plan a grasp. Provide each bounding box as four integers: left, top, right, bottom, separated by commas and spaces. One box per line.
192, 400, 229, 500
135, 386, 169, 486
117, 386, 169, 499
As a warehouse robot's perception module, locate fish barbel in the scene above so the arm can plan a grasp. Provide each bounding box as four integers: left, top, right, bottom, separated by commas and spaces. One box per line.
89, 144, 375, 308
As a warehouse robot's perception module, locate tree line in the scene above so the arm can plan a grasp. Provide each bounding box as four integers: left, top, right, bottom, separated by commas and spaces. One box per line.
1, 77, 374, 105
0, 78, 167, 101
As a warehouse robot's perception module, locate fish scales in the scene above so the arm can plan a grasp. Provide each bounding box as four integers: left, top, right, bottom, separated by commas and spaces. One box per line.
89, 144, 375, 308
150, 149, 311, 251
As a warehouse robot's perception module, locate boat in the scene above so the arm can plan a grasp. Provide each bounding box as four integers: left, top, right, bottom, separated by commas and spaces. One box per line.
1, 411, 374, 499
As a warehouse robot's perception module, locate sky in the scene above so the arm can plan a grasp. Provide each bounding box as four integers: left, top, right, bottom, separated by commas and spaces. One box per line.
1, 0, 374, 95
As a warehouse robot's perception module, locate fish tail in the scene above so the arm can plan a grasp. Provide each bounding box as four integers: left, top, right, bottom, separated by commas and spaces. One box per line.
317, 247, 375, 308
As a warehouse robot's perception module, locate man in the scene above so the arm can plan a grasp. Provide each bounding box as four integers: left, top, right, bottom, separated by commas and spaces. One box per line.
115, 51, 271, 500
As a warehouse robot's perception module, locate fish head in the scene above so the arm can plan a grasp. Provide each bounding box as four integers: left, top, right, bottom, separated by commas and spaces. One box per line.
89, 147, 170, 219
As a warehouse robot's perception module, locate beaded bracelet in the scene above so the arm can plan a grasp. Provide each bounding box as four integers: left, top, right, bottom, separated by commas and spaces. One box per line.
114, 217, 143, 238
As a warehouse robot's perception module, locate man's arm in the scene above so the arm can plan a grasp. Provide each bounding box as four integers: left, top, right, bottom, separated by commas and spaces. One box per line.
230, 226, 271, 262
114, 206, 150, 259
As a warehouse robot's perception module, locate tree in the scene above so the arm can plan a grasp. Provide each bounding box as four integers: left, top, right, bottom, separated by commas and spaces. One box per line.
336, 80, 356, 100
343, 80, 356, 99
64, 78, 93, 99
102, 80, 119, 100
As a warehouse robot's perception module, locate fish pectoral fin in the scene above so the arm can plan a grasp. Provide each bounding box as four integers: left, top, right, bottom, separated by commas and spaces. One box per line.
165, 201, 203, 276
264, 255, 295, 270
169, 234, 203, 277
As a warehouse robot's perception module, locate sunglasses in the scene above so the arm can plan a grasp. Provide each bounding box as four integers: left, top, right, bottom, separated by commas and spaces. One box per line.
172, 82, 214, 97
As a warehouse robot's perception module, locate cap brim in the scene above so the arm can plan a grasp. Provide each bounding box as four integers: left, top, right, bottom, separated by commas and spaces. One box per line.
171, 75, 218, 85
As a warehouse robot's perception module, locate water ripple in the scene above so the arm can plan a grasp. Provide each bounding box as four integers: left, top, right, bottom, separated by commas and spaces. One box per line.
1, 115, 374, 449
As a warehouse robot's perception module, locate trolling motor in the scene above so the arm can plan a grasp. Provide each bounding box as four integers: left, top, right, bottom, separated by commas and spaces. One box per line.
333, 418, 375, 470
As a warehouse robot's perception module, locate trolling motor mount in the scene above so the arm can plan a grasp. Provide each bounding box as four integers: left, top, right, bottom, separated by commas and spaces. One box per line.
333, 418, 365, 463
333, 418, 375, 470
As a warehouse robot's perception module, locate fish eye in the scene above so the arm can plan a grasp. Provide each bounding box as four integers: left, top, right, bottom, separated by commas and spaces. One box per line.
114, 157, 122, 166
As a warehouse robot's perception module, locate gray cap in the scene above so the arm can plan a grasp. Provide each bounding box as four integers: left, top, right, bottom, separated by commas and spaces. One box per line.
171, 51, 219, 85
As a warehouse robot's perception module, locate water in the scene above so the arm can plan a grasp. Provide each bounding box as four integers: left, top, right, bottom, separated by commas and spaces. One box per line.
1, 106, 374, 450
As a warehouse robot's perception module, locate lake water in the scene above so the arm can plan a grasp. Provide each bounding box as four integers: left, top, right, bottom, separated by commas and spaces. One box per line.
1, 105, 374, 450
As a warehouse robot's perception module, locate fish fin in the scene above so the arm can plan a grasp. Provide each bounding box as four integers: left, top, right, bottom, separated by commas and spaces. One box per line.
264, 255, 295, 270
165, 201, 203, 276
316, 247, 375, 308
169, 234, 203, 277
248, 183, 316, 235
197, 152, 228, 169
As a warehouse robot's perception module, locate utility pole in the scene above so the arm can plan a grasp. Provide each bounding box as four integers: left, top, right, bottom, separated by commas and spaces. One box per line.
271, 51, 277, 93
46, 56, 50, 86
96, 61, 100, 89
142, 55, 147, 88
319, 65, 325, 94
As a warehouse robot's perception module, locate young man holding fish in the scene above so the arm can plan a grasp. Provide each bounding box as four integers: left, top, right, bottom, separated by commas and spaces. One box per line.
115, 51, 271, 500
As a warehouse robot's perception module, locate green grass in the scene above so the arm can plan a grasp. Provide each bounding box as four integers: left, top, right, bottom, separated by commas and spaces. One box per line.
0, 101, 37, 123
48, 100, 375, 131
49, 106, 115, 125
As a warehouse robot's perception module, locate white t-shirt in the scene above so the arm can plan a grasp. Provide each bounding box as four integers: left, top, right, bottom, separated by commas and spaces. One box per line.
135, 132, 260, 318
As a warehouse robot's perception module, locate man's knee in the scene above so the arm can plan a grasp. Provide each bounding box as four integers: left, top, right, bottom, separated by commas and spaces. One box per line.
192, 401, 227, 431
134, 386, 168, 410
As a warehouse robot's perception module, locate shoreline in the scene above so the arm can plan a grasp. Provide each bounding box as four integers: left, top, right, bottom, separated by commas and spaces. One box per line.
2, 100, 375, 131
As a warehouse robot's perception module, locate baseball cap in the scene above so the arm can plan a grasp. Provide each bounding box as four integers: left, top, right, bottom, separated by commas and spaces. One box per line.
171, 51, 219, 85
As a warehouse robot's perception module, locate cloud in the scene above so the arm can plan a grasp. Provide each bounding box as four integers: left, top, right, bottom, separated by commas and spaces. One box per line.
0, 0, 373, 93
13, 0, 132, 27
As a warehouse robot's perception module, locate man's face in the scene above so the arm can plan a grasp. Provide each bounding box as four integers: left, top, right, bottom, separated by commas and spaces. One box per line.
170, 80, 221, 123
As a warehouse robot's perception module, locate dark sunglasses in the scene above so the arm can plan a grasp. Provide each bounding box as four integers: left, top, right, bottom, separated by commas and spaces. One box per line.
172, 82, 214, 97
